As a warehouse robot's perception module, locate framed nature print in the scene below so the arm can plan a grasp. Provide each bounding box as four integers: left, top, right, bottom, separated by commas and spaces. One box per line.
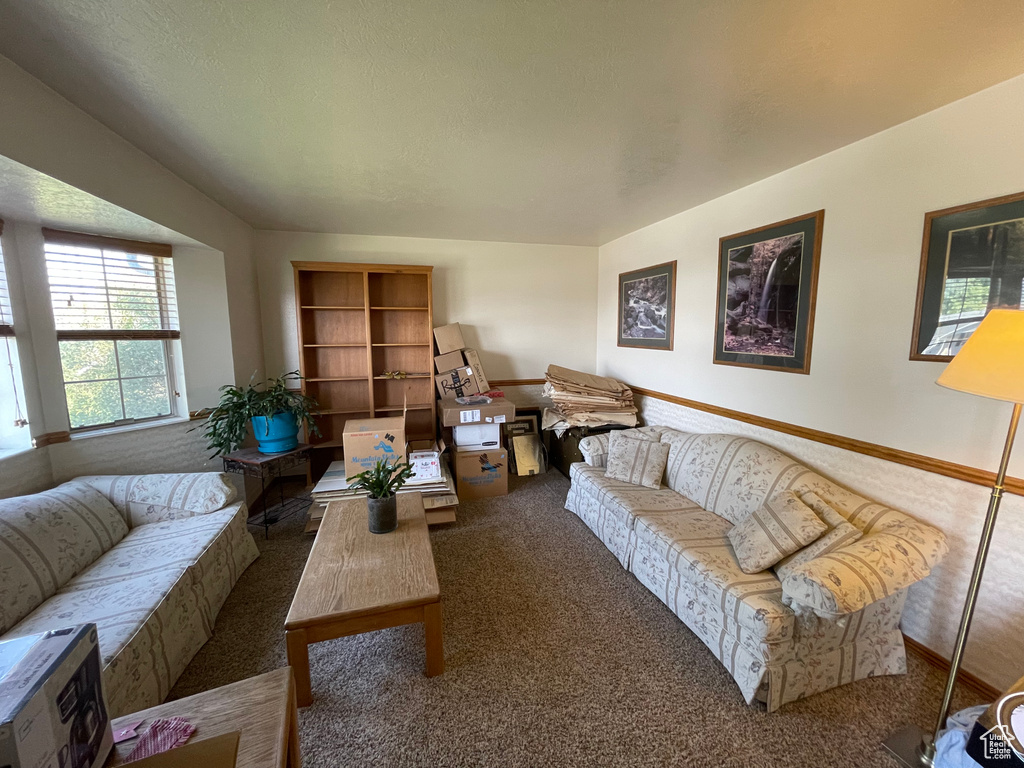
713, 210, 824, 374
910, 190, 1024, 361
617, 260, 676, 350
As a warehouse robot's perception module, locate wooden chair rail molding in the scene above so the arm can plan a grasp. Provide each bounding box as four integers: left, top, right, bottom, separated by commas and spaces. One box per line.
630, 385, 1024, 498
32, 431, 71, 448
488, 379, 1023, 496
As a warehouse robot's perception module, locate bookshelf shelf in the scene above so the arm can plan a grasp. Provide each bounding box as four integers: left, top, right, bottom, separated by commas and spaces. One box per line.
293, 262, 436, 481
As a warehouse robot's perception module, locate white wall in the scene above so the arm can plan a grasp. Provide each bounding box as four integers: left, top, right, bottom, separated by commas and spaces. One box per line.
597, 74, 1024, 687
0, 55, 263, 386
0, 55, 261, 494
255, 231, 598, 381
172, 246, 237, 409
598, 73, 1024, 477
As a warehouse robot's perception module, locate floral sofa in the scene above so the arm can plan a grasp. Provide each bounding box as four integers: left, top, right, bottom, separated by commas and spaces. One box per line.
0, 472, 259, 717
565, 427, 948, 712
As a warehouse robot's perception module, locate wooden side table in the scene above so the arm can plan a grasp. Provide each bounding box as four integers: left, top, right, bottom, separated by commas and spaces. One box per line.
221, 444, 311, 538
107, 668, 300, 767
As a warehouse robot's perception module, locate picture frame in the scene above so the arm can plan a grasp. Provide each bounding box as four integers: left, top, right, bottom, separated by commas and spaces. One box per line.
910, 190, 1024, 361
617, 261, 676, 351
713, 210, 824, 374
503, 412, 541, 475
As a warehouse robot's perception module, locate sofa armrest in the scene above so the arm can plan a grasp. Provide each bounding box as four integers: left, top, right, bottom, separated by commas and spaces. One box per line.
781, 527, 948, 619
578, 434, 611, 468
78, 473, 239, 527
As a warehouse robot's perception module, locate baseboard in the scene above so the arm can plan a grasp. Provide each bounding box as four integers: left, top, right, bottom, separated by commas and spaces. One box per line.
902, 634, 1000, 701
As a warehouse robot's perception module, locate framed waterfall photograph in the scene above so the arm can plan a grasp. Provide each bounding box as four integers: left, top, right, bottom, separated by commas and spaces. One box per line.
910, 190, 1024, 361
713, 210, 824, 374
617, 260, 676, 351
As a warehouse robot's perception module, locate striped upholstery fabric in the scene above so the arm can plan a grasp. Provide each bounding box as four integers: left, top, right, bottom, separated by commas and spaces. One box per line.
565, 427, 948, 711
80, 473, 237, 527
727, 492, 827, 574
605, 432, 670, 489
775, 493, 863, 582
0, 481, 129, 634
578, 426, 665, 469
0, 476, 259, 718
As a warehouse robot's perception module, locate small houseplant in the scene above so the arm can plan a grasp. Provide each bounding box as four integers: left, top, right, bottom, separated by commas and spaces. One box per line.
198, 371, 321, 456
347, 457, 415, 534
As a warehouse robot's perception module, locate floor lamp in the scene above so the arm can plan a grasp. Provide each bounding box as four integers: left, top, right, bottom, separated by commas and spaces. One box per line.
885, 308, 1024, 767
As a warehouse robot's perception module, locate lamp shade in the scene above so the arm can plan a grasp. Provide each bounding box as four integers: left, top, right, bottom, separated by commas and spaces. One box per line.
936, 309, 1024, 403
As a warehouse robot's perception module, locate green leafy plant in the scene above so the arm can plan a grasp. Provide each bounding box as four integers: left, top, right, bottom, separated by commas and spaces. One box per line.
347, 458, 415, 499
195, 371, 321, 456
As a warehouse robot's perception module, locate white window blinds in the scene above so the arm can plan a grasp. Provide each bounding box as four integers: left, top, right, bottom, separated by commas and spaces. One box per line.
42, 229, 179, 340
0, 219, 12, 337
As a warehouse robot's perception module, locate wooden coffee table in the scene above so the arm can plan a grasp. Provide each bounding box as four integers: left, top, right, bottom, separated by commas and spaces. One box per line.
106, 668, 300, 767
284, 492, 443, 707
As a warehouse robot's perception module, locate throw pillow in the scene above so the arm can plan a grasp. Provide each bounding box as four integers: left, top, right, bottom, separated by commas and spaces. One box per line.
728, 491, 828, 574
605, 432, 670, 489
774, 492, 864, 581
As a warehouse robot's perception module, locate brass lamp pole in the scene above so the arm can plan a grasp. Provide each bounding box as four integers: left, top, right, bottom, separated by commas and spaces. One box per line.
885, 309, 1024, 767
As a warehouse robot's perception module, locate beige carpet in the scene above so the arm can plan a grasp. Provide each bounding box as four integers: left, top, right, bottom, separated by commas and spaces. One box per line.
169, 471, 980, 767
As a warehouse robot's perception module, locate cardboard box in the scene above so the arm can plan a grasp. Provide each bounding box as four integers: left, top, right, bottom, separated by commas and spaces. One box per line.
0, 625, 113, 768
461, 348, 490, 391
342, 416, 406, 479
433, 323, 466, 355
407, 439, 446, 482
513, 433, 546, 476
433, 350, 465, 373
440, 398, 516, 427
434, 366, 483, 399
454, 448, 508, 500
453, 423, 501, 451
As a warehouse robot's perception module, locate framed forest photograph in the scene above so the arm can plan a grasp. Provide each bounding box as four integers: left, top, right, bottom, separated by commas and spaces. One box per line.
713, 210, 824, 374
617, 260, 676, 351
910, 190, 1024, 361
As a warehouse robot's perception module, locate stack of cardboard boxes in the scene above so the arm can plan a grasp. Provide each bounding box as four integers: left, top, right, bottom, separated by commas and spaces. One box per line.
433, 323, 515, 500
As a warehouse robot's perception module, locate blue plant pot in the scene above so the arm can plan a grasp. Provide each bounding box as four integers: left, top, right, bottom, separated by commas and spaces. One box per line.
251, 412, 299, 454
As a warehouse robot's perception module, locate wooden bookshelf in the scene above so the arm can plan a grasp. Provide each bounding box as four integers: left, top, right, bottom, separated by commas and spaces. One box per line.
293, 262, 436, 481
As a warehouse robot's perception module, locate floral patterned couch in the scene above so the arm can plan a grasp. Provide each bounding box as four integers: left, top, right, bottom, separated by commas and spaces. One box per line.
0, 472, 259, 717
565, 427, 948, 712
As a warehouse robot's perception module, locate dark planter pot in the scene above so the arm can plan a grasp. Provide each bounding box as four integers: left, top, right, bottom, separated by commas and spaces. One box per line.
367, 495, 398, 534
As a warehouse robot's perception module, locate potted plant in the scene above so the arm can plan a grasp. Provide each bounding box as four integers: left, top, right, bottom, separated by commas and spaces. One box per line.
347, 457, 415, 534
198, 371, 321, 456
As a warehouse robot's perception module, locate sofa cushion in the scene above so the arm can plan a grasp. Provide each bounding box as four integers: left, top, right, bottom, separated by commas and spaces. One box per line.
631, 509, 795, 646
660, 432, 809, 525
80, 473, 237, 527
569, 463, 703, 530
3, 564, 208, 718
0, 481, 129, 634
774, 493, 863, 581
605, 432, 670, 489
728, 492, 828, 574
61, 509, 241, 592
578, 426, 666, 468
781, 530, 945, 619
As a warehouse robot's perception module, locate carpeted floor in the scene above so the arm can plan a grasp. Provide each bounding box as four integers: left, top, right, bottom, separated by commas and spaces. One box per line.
169, 471, 980, 767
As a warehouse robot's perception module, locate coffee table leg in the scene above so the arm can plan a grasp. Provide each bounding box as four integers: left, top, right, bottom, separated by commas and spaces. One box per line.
286, 671, 302, 766
286, 629, 313, 707
424, 601, 444, 677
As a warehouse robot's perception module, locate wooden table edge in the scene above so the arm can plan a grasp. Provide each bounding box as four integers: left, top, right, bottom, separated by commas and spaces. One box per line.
284, 592, 441, 631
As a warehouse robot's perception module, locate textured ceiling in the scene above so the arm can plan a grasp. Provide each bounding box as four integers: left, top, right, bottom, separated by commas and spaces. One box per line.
0, 155, 201, 247
1, 1, 1023, 246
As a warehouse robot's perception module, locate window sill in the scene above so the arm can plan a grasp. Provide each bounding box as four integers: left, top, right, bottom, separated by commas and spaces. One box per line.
70, 416, 190, 441
0, 444, 35, 462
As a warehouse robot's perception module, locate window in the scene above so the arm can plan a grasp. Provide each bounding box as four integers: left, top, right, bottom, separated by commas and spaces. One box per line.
43, 229, 181, 431
0, 219, 31, 455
